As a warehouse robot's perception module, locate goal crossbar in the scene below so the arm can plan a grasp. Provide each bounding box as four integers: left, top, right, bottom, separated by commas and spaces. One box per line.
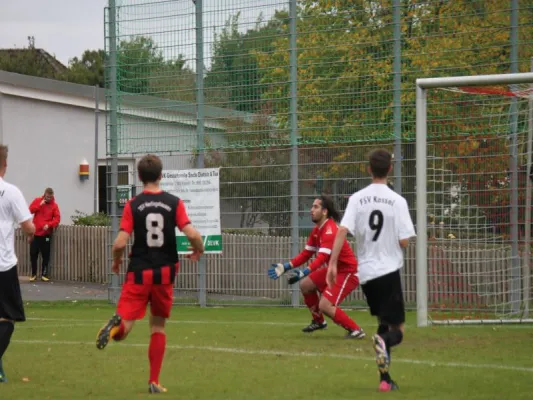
417, 72, 533, 89
416, 72, 533, 327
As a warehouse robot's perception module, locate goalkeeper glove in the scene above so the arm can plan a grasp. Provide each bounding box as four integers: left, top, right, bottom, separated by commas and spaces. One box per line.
286, 267, 311, 285
268, 262, 292, 280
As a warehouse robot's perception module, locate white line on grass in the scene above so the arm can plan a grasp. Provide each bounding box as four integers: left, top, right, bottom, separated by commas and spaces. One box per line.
16, 323, 98, 329
24, 317, 533, 329
11, 339, 533, 373
26, 318, 306, 326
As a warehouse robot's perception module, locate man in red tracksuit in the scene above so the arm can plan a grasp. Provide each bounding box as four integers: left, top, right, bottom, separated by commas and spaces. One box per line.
29, 188, 60, 281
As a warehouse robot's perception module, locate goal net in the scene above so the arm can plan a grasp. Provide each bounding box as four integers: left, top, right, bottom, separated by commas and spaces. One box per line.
416, 72, 533, 326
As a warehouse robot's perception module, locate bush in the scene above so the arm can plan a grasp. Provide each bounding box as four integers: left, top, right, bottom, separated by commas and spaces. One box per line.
71, 210, 111, 226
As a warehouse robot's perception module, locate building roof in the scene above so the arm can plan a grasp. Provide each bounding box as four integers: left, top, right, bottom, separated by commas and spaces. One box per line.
0, 70, 255, 124
0, 48, 68, 75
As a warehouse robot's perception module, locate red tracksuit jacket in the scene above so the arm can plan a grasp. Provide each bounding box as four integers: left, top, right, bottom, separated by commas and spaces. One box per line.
29, 196, 61, 236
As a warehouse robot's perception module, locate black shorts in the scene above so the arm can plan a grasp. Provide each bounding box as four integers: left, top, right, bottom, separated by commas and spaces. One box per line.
361, 269, 405, 325
0, 265, 26, 322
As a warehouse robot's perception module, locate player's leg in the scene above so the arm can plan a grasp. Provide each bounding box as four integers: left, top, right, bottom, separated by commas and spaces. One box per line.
0, 319, 13, 383
376, 270, 405, 368
300, 268, 327, 332
40, 236, 52, 281
370, 270, 404, 392
374, 322, 403, 392
318, 272, 365, 338
29, 237, 39, 281
375, 270, 405, 357
96, 281, 146, 349
148, 315, 167, 393
147, 283, 173, 393
361, 278, 392, 389
0, 266, 26, 383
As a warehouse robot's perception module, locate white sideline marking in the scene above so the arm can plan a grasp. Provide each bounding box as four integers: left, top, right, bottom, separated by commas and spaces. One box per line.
24, 317, 533, 329
17, 323, 98, 329
26, 317, 307, 327
11, 339, 533, 373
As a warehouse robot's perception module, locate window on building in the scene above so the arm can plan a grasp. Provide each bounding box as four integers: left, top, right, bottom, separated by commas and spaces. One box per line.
98, 165, 129, 214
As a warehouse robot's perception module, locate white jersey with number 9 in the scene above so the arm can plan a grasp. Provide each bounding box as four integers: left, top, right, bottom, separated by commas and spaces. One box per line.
340, 183, 416, 284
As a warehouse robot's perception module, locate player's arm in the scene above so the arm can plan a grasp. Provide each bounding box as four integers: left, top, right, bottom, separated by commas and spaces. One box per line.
330, 196, 356, 268
268, 232, 317, 280
182, 224, 204, 254
285, 228, 337, 284
112, 231, 130, 259
176, 199, 204, 260
12, 188, 35, 240
112, 202, 133, 273
285, 248, 331, 285
396, 198, 416, 248
307, 226, 335, 272
20, 219, 35, 244
289, 244, 317, 268
328, 226, 348, 267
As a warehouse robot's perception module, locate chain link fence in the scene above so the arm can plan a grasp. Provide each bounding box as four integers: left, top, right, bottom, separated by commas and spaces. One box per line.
103, 0, 533, 308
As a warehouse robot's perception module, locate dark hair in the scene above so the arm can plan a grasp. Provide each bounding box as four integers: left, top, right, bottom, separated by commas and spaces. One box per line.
44, 187, 54, 195
137, 154, 163, 184
317, 195, 340, 222
369, 148, 392, 178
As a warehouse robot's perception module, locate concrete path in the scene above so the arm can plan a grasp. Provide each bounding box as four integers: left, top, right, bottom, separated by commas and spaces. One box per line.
19, 277, 108, 301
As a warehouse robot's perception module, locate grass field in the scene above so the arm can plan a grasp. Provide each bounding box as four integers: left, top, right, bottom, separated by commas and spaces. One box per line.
1, 301, 531, 399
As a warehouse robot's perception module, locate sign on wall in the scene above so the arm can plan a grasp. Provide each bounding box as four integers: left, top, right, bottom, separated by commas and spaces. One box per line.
160, 168, 222, 254
117, 185, 132, 209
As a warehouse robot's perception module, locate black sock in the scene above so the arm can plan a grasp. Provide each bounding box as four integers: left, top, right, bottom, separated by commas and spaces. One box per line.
376, 323, 392, 359
377, 323, 389, 336
377, 327, 403, 383
384, 329, 403, 348
0, 321, 15, 359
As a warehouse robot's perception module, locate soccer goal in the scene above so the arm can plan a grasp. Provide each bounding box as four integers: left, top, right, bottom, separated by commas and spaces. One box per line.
416, 72, 533, 327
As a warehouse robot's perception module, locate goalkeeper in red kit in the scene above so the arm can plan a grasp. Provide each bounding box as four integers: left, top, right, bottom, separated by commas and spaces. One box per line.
268, 195, 365, 339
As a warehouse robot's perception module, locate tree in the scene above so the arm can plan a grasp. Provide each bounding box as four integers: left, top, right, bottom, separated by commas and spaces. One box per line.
204, 11, 289, 113
197, 111, 293, 235
148, 55, 196, 102
65, 36, 195, 100
250, 0, 533, 232
116, 36, 164, 94
66, 49, 106, 87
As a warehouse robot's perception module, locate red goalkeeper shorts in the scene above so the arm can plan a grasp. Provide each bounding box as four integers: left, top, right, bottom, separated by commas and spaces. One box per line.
116, 282, 174, 321
309, 267, 359, 306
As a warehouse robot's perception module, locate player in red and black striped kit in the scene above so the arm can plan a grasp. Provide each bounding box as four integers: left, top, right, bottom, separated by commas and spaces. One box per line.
96, 154, 204, 394
268, 195, 365, 339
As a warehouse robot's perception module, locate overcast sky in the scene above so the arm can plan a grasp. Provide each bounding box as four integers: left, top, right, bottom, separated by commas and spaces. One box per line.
0, 0, 108, 65
0, 0, 281, 68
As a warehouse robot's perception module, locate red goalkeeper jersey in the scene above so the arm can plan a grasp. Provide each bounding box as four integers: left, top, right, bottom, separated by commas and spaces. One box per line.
290, 218, 358, 273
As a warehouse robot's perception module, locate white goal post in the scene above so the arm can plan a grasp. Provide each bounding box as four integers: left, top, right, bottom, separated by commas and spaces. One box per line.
416, 72, 533, 327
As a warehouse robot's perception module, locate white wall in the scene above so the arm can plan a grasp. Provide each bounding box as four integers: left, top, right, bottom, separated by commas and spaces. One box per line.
0, 94, 210, 223
1, 94, 103, 224
0, 78, 250, 227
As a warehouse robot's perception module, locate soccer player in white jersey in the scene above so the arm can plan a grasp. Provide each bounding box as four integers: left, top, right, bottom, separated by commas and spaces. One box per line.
0, 145, 36, 383
328, 149, 416, 392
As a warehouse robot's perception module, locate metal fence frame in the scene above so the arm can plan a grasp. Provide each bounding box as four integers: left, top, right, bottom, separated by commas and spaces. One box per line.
101, 0, 533, 314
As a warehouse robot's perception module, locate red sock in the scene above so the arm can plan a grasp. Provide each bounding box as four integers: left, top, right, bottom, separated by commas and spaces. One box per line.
149, 332, 166, 384
333, 307, 360, 331
112, 321, 126, 341
303, 292, 324, 324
